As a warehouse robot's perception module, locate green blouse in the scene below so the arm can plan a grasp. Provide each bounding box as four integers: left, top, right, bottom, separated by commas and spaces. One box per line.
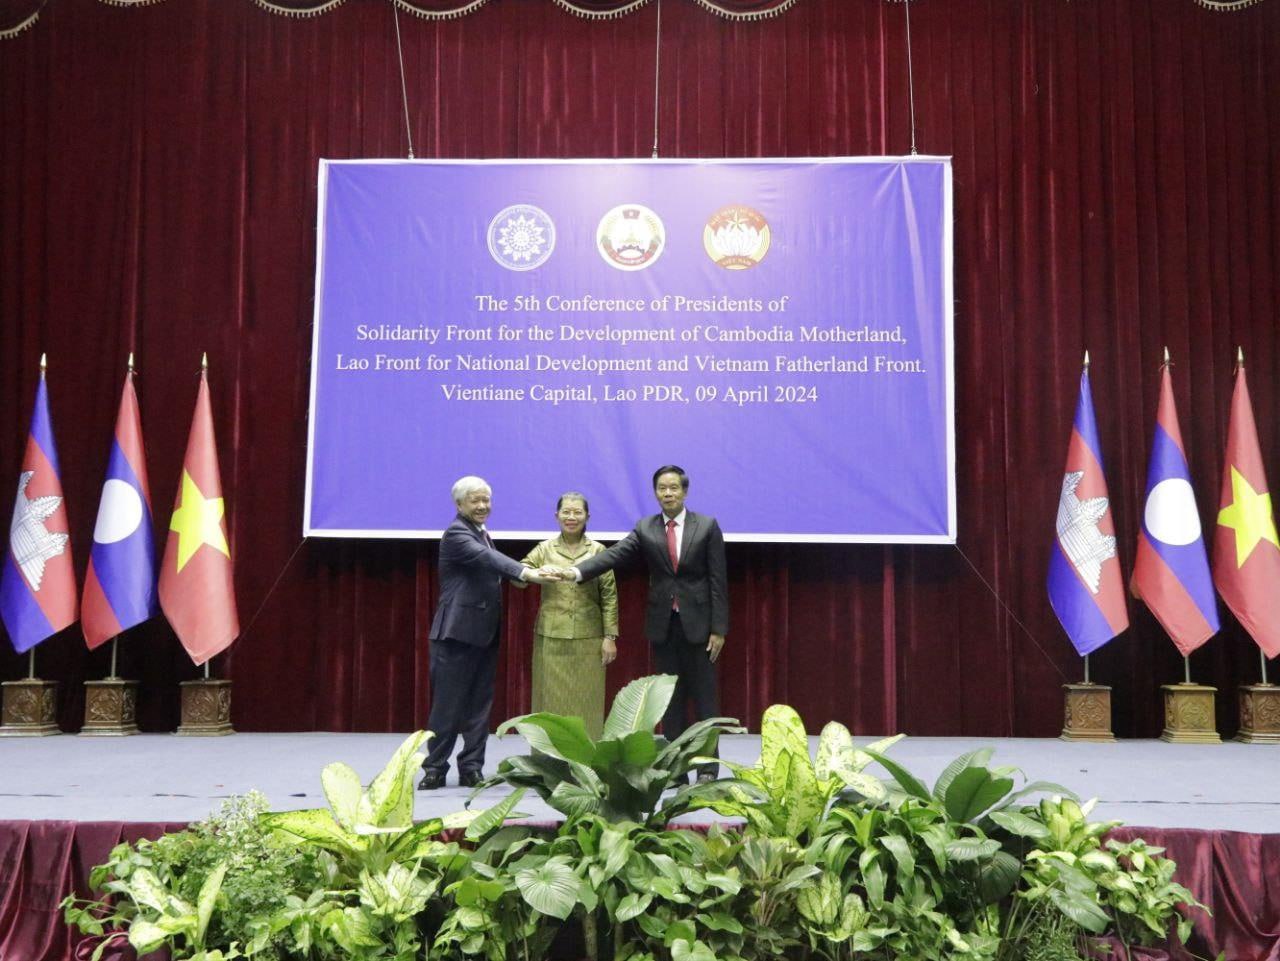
521, 536, 620, 640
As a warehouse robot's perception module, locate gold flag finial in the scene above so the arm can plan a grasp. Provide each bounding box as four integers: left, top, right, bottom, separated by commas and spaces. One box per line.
39, 352, 47, 374
1082, 349, 1091, 371
201, 352, 208, 372
1237, 346, 1245, 369
127, 351, 135, 373
1163, 345, 1170, 367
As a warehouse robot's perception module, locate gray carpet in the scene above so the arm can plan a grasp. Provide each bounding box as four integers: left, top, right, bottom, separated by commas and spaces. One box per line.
1, 733, 1277, 832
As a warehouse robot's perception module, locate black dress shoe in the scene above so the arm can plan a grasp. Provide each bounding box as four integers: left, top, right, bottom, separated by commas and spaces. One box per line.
417, 771, 445, 791
459, 770, 483, 788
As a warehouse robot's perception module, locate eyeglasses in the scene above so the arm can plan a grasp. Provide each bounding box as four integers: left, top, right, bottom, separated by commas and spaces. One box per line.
558, 509, 586, 518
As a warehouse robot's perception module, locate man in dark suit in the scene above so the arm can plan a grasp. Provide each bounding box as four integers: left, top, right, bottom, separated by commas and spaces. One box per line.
570, 465, 728, 780
419, 475, 552, 790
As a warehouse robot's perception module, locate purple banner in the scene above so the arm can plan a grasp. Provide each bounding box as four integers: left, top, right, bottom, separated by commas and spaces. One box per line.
306, 159, 954, 542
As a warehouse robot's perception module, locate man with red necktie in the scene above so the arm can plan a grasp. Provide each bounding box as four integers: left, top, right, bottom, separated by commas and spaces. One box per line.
572, 465, 729, 781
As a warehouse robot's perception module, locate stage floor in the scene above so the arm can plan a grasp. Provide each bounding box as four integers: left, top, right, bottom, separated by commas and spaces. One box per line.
1, 733, 1277, 832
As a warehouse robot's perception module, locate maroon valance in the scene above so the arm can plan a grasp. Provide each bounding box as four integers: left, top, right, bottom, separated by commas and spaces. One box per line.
1, 0, 1270, 40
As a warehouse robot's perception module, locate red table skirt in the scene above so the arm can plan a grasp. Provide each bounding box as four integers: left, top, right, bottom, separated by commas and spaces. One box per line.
2, 821, 1276, 961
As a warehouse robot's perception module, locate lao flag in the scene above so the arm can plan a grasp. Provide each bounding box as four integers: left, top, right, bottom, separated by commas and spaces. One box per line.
1048, 366, 1129, 655
82, 370, 158, 649
1131, 365, 1219, 656
0, 372, 78, 653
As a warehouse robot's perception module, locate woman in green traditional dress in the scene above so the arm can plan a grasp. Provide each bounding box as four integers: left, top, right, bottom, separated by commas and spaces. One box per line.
521, 492, 619, 739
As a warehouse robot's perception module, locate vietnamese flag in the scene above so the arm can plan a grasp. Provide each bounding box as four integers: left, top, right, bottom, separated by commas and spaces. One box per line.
158, 363, 239, 665
1211, 357, 1280, 659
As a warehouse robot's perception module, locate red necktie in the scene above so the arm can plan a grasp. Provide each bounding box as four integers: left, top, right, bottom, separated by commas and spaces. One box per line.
666, 518, 679, 610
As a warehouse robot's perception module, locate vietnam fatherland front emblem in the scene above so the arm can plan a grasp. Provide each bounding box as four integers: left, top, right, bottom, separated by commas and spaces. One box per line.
596, 204, 665, 271
703, 205, 771, 269
487, 204, 556, 271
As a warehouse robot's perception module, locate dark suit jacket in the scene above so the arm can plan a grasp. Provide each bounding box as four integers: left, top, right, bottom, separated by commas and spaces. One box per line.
429, 514, 526, 647
577, 510, 728, 647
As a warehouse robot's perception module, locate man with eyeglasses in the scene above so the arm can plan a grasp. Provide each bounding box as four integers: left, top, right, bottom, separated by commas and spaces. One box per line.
564, 465, 728, 782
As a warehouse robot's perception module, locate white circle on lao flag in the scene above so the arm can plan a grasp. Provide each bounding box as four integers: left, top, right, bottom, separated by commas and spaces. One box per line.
1145, 478, 1202, 546
94, 479, 143, 544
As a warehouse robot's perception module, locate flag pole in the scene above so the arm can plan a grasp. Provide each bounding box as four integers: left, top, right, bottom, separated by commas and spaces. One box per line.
29, 351, 48, 685
108, 637, 119, 680
201, 350, 210, 688
1183, 656, 1192, 685
1082, 349, 1092, 688
1263, 650, 1271, 686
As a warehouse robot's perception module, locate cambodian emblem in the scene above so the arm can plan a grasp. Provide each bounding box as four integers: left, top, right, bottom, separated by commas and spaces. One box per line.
703, 205, 771, 269
596, 204, 665, 271
487, 204, 555, 271
10, 471, 69, 592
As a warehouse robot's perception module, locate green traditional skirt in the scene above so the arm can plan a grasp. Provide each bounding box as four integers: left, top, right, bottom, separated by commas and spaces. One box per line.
531, 633, 606, 740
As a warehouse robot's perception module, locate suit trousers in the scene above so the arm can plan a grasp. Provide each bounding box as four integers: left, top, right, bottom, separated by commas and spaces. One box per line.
653, 612, 719, 776
423, 634, 500, 778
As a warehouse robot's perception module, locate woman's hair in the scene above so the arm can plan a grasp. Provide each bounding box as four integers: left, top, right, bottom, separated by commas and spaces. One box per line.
556, 491, 589, 513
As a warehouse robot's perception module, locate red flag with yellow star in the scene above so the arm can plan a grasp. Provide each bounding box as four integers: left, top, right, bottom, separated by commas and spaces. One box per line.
158, 368, 239, 665
1212, 362, 1280, 659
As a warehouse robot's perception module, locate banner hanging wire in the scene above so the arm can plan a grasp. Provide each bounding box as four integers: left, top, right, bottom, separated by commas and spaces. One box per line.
393, 3, 416, 158
904, 0, 918, 155
651, 0, 662, 157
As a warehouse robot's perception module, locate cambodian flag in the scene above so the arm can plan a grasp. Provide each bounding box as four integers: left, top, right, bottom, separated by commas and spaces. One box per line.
1, 370, 78, 653
1048, 364, 1129, 655
82, 369, 159, 649
1131, 363, 1219, 656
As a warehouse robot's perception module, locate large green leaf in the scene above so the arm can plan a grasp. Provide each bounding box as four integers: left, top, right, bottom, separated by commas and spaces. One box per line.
550, 781, 603, 818
490, 752, 573, 800
603, 675, 677, 740
127, 919, 174, 955
464, 787, 528, 841
616, 892, 652, 921
514, 858, 580, 920
262, 809, 360, 854
499, 714, 597, 765
943, 767, 1014, 823
987, 810, 1051, 841
798, 872, 842, 926
321, 762, 364, 832
944, 838, 1002, 861
194, 862, 227, 947
361, 730, 430, 828
1048, 887, 1111, 933
617, 729, 661, 767
879, 835, 916, 881
815, 721, 854, 781
123, 867, 184, 916
976, 850, 1021, 905
387, 817, 446, 857
849, 734, 906, 771
760, 705, 810, 785
861, 749, 930, 802
930, 748, 993, 800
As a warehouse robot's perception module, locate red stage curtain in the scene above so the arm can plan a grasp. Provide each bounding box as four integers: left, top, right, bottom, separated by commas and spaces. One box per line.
1, 0, 1279, 738
1, 821, 1276, 961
